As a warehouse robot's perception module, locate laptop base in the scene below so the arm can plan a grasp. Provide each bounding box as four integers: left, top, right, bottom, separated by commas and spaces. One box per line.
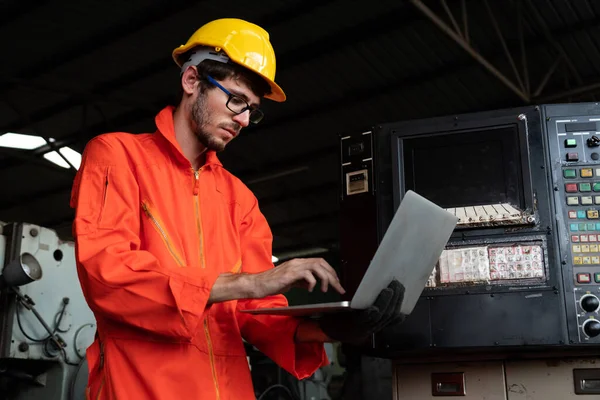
241, 301, 353, 317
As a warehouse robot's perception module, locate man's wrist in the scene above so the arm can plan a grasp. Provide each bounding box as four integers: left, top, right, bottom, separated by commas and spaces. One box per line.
239, 273, 258, 298
208, 273, 258, 304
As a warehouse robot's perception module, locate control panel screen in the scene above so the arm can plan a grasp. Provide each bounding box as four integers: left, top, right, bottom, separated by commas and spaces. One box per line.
402, 125, 525, 210
426, 243, 545, 287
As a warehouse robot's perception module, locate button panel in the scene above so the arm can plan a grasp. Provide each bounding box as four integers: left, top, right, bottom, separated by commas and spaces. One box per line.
552, 117, 600, 345
562, 165, 600, 294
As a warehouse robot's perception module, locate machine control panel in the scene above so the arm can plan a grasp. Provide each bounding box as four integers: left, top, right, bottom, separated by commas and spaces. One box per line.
547, 110, 600, 344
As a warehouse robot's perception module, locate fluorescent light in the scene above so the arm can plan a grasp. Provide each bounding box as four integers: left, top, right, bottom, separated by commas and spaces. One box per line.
43, 147, 82, 170
43, 151, 70, 168
272, 255, 279, 263
59, 147, 82, 169
0, 133, 47, 150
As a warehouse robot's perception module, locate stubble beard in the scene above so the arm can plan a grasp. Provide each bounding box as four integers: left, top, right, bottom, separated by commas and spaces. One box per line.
191, 91, 226, 152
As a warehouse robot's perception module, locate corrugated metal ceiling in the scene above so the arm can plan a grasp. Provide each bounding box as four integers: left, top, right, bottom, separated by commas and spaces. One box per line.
2, 0, 600, 258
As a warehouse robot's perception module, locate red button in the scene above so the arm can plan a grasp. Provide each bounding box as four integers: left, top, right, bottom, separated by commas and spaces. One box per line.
569, 211, 578, 218
577, 273, 591, 283
567, 152, 579, 161
572, 235, 580, 242
582, 235, 590, 242
566, 183, 578, 192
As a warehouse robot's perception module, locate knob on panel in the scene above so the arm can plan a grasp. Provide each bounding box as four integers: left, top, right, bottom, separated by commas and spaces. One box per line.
583, 319, 600, 338
580, 295, 600, 313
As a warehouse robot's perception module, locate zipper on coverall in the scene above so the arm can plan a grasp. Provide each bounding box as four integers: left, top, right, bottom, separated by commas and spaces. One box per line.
194, 167, 220, 400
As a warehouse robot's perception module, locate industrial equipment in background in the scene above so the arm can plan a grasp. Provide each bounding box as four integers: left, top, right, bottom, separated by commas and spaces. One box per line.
0, 222, 95, 400
340, 102, 600, 399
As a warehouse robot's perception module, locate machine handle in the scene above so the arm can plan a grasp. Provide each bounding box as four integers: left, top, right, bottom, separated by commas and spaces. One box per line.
431, 372, 466, 396
574, 369, 600, 395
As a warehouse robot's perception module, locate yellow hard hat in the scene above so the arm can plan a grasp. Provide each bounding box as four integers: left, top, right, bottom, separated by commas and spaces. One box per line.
172, 18, 286, 102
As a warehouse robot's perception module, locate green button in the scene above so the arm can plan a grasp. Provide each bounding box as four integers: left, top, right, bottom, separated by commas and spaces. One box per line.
564, 169, 577, 178
588, 223, 596, 231
565, 138, 577, 148
580, 223, 588, 231
594, 183, 600, 192
595, 273, 600, 283
580, 183, 592, 192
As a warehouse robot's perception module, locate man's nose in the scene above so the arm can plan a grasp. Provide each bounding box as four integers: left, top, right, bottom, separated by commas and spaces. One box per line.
233, 110, 250, 127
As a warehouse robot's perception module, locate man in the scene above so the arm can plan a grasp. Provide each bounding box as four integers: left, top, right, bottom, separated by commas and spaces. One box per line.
70, 18, 405, 400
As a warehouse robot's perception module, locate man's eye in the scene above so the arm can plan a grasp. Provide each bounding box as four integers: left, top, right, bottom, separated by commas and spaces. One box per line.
229, 96, 247, 107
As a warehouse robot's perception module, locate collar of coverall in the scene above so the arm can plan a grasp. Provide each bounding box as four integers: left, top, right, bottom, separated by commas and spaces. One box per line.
154, 105, 223, 168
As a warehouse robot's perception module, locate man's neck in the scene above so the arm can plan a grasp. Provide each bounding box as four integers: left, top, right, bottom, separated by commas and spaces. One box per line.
173, 105, 207, 170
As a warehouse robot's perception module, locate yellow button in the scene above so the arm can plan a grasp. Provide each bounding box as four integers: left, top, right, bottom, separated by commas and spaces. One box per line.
588, 210, 600, 219
593, 256, 600, 264
574, 244, 582, 252
584, 256, 592, 264
591, 244, 599, 252
582, 168, 593, 177
575, 256, 583, 265
583, 245, 591, 253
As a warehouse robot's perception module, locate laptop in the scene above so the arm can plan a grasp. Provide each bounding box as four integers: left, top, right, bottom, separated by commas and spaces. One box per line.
241, 190, 458, 317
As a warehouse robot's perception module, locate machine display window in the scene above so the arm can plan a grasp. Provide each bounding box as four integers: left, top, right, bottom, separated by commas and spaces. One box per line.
403, 125, 524, 208
398, 124, 533, 228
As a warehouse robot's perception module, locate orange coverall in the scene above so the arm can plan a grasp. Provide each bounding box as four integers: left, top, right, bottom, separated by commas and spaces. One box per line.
70, 106, 328, 400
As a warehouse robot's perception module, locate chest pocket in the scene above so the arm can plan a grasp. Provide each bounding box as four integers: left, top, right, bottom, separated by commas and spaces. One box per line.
141, 200, 187, 267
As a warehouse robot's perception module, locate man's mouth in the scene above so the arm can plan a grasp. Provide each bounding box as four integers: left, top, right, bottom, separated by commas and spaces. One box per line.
221, 126, 239, 138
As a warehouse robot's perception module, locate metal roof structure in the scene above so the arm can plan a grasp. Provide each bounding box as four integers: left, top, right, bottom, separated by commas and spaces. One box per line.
2, 0, 600, 264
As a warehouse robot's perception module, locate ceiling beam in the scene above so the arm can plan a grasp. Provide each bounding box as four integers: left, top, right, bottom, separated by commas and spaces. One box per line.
0, 0, 340, 136
0, 1, 481, 147
4, 4, 600, 176
239, 13, 600, 140
0, 0, 203, 95
0, 0, 50, 28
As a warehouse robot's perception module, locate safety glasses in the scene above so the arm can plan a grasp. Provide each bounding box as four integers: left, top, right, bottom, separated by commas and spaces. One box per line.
205, 75, 264, 124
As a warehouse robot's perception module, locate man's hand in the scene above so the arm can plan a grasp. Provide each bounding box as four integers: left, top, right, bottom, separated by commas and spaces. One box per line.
317, 280, 406, 344
251, 258, 346, 298
208, 257, 344, 304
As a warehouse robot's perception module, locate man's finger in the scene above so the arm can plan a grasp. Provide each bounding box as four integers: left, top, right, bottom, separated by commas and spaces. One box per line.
306, 264, 331, 293
316, 259, 345, 292
317, 259, 341, 282
301, 270, 317, 292
308, 261, 345, 294
330, 278, 346, 295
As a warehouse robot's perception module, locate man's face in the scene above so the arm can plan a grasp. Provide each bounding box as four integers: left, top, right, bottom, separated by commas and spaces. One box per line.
190, 76, 260, 152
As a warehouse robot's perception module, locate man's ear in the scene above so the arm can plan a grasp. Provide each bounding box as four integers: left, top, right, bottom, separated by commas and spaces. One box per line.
181, 66, 200, 96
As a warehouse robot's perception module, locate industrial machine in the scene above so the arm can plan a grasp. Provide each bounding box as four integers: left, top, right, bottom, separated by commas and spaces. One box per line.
339, 103, 600, 398
0, 222, 95, 400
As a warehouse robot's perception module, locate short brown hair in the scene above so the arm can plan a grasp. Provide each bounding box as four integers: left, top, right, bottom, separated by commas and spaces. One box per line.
196, 59, 271, 98
176, 58, 271, 103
